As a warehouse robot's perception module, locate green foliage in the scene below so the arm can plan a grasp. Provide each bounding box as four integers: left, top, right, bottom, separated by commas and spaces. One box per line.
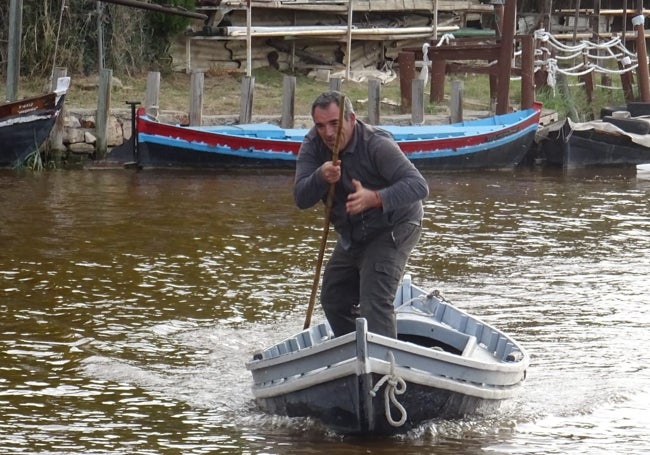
535, 76, 628, 122
145, 0, 193, 73
0, 0, 192, 78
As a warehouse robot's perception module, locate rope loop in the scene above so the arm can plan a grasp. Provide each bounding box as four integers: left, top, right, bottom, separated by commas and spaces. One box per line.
369, 351, 407, 427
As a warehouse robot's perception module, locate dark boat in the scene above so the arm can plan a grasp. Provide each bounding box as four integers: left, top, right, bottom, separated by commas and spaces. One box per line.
246, 275, 529, 435
535, 103, 650, 168
0, 77, 70, 168
108, 102, 542, 171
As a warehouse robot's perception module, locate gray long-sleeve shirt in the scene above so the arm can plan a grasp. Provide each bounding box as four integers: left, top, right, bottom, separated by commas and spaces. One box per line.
294, 119, 429, 250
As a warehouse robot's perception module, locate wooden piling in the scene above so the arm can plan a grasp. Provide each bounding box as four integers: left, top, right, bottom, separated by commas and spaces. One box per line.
411, 78, 425, 125
96, 68, 112, 157
281, 75, 296, 128
399, 51, 415, 113
367, 78, 381, 125
633, 2, 650, 101
329, 77, 343, 92
495, 0, 516, 114
145, 71, 160, 118
519, 34, 535, 110
49, 67, 67, 151
240, 76, 255, 124
450, 80, 463, 123
189, 71, 204, 126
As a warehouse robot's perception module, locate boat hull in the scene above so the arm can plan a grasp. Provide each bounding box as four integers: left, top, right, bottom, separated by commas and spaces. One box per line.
246, 276, 528, 435
537, 117, 650, 168
255, 369, 500, 434
109, 103, 542, 171
136, 125, 537, 171
0, 93, 64, 168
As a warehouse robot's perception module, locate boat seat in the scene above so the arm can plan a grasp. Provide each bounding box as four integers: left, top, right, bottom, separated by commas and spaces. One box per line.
397, 317, 471, 355
233, 123, 288, 139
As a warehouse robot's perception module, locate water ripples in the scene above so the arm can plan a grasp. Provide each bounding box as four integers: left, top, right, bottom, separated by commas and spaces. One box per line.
1, 169, 649, 453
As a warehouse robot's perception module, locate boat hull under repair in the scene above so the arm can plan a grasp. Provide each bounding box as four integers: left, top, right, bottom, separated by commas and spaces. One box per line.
246, 276, 528, 435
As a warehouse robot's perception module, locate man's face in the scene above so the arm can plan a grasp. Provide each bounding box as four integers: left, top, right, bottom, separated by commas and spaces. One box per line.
312, 102, 356, 152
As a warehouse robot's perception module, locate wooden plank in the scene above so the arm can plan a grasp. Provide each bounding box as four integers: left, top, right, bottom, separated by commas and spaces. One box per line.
220, 0, 437, 13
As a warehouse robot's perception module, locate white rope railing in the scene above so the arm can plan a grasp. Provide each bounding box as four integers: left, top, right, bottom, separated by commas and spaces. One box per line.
532, 28, 640, 93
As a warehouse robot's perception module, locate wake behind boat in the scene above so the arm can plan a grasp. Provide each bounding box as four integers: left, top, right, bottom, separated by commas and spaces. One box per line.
108, 102, 542, 171
0, 77, 71, 168
246, 275, 529, 435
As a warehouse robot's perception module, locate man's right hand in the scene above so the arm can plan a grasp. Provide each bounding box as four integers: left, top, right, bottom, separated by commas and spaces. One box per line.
321, 160, 341, 184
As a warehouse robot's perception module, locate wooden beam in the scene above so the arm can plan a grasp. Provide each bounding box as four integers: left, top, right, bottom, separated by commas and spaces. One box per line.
495, 0, 516, 114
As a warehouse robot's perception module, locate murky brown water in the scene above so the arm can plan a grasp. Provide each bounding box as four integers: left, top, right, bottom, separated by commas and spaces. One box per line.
1, 167, 649, 454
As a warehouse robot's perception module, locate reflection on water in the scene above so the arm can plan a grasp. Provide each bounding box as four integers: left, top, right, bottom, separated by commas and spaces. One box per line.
1, 168, 649, 454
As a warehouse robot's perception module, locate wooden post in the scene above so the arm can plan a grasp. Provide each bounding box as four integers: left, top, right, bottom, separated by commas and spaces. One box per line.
96, 68, 112, 158
580, 72, 594, 104
411, 78, 425, 125
619, 58, 635, 102
430, 58, 446, 103
240, 76, 255, 124
520, 34, 535, 109
494, 2, 504, 39
489, 75, 498, 111
450, 80, 463, 123
345, 0, 353, 80
145, 71, 160, 118
399, 51, 415, 113
495, 0, 517, 114
367, 78, 381, 125
49, 67, 67, 151
329, 77, 343, 91
633, 2, 650, 101
6, 0, 22, 102
281, 75, 296, 129
189, 71, 204, 126
246, 0, 252, 77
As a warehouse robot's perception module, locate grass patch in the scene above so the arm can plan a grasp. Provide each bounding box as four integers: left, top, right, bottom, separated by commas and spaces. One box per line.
2, 68, 631, 121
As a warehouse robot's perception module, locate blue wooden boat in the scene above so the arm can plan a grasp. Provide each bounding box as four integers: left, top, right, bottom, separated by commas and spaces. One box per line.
107, 102, 542, 171
0, 77, 70, 168
246, 275, 529, 435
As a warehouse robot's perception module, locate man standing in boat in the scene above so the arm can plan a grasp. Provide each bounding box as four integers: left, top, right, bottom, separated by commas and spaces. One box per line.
294, 91, 429, 338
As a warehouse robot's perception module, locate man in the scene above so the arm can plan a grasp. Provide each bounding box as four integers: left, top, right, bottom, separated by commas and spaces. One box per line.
294, 90, 429, 338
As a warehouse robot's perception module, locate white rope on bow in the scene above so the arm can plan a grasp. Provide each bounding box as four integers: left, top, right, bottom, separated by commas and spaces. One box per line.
369, 351, 407, 427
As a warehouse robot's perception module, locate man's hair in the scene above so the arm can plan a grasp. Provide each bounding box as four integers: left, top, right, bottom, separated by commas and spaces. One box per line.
311, 91, 355, 120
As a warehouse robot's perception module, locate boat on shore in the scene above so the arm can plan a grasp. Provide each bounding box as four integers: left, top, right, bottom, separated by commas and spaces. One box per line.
535, 103, 650, 169
106, 102, 542, 171
246, 275, 529, 435
0, 77, 71, 168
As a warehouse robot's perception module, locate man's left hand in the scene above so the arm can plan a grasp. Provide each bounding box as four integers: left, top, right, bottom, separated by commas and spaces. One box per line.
346, 179, 382, 215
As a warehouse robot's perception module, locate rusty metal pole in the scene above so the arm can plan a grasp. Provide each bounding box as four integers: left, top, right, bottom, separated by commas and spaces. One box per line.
495, 0, 516, 114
